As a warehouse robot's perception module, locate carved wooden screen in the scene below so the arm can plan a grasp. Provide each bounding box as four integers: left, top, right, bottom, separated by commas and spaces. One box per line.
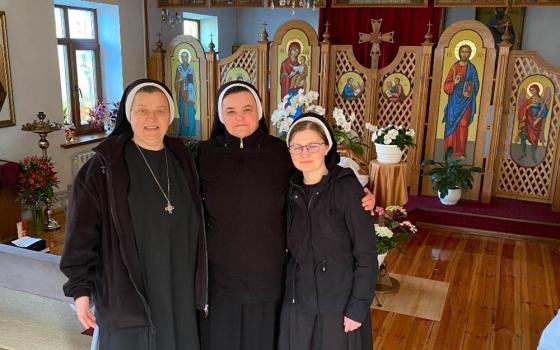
269, 20, 321, 127
376, 46, 430, 192
492, 51, 560, 209
165, 35, 209, 140
218, 45, 259, 87
422, 20, 496, 200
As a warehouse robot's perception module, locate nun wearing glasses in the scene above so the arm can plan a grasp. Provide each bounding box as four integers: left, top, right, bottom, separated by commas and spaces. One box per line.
197, 81, 375, 350
61, 78, 207, 350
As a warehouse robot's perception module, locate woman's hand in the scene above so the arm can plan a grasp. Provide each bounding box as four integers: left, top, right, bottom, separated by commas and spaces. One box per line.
75, 296, 96, 329
343, 316, 362, 333
361, 187, 375, 213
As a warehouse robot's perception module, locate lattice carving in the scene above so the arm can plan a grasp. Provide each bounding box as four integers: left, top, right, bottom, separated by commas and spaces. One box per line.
333, 51, 369, 143
495, 55, 560, 201
218, 48, 258, 86
376, 51, 416, 162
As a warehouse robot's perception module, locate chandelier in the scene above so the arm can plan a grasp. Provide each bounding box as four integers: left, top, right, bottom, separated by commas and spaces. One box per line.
269, 0, 316, 13
161, 9, 183, 30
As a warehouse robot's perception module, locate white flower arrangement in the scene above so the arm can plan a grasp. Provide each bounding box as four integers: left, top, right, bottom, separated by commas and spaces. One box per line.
374, 224, 394, 238
271, 89, 365, 155
365, 123, 415, 150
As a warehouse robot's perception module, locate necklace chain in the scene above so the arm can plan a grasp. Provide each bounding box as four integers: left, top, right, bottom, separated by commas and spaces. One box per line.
134, 143, 175, 214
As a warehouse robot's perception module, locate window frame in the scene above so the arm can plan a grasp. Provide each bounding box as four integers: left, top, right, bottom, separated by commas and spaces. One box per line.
56, 5, 103, 135
183, 18, 201, 39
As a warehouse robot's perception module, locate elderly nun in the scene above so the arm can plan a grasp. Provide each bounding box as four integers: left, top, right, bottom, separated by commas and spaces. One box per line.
61, 78, 207, 350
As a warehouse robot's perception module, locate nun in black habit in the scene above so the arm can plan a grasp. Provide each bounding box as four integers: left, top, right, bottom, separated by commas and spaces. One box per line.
60, 79, 207, 350
197, 81, 375, 350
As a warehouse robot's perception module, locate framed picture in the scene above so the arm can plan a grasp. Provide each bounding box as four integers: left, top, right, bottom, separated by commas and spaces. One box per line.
332, 0, 426, 7
211, 0, 263, 7
513, 0, 560, 6
476, 7, 525, 49
435, 0, 507, 6
0, 12, 15, 128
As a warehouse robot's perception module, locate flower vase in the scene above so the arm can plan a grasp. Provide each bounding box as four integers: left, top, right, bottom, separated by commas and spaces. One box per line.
375, 143, 404, 164
31, 206, 45, 234
377, 252, 388, 266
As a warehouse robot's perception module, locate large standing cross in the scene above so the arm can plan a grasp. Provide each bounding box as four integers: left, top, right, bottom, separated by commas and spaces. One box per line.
358, 19, 394, 69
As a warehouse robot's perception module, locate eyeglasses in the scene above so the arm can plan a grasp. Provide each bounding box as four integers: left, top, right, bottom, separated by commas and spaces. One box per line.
288, 143, 325, 155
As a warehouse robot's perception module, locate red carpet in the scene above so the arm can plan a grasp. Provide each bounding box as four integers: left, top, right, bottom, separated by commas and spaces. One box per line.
406, 195, 560, 240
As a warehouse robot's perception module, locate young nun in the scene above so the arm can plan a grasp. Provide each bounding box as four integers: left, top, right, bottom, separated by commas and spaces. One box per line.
279, 113, 378, 350
61, 79, 207, 349
197, 81, 376, 350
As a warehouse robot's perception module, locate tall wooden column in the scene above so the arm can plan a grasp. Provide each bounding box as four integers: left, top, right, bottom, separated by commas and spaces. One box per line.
410, 24, 434, 195
148, 34, 166, 82
258, 24, 270, 124
206, 40, 217, 132
319, 22, 331, 109
481, 30, 512, 203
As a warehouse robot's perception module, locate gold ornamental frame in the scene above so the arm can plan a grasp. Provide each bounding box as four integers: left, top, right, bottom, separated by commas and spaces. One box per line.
422, 20, 496, 201
0, 12, 15, 128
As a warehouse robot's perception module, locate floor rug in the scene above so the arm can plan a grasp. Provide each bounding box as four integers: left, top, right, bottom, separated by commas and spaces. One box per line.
371, 273, 450, 321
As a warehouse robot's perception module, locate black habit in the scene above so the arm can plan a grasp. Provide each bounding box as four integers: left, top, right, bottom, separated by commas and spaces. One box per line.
197, 81, 293, 350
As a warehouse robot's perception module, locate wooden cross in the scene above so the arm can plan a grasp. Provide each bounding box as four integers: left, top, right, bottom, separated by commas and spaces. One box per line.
260, 21, 269, 42
424, 21, 434, 44
358, 19, 394, 69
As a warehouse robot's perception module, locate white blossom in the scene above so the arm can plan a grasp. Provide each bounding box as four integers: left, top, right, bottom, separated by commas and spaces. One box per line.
406, 128, 416, 138
375, 224, 394, 238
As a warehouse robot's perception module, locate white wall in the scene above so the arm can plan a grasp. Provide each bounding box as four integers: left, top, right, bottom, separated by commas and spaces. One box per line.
0, 0, 145, 192
146, 2, 238, 58
236, 8, 319, 44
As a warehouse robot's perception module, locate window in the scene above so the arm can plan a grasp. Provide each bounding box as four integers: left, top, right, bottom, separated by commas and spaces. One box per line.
183, 19, 200, 39
55, 5, 102, 134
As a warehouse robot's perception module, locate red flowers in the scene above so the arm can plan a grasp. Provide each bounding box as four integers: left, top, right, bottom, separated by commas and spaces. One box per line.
16, 156, 59, 208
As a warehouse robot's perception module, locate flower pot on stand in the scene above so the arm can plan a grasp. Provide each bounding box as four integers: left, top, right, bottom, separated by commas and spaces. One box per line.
439, 188, 461, 205
375, 143, 404, 164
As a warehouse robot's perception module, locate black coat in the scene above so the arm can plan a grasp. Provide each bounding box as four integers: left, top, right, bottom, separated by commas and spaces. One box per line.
285, 166, 377, 323
198, 127, 294, 303
60, 132, 208, 333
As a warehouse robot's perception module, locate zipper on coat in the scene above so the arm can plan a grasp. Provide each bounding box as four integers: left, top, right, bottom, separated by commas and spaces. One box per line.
240, 138, 244, 149
193, 168, 210, 317
99, 153, 157, 335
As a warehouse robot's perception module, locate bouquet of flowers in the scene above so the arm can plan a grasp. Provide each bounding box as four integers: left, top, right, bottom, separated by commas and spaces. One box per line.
16, 156, 59, 209
365, 123, 415, 151
88, 100, 107, 127
271, 89, 365, 155
88, 101, 119, 131
373, 205, 417, 255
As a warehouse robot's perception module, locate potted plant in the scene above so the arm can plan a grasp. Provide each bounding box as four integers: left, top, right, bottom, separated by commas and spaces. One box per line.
421, 147, 484, 205
365, 123, 415, 164
373, 205, 417, 265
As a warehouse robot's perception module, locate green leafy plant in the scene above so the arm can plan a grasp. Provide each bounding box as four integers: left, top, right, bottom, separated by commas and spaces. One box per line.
421, 147, 483, 199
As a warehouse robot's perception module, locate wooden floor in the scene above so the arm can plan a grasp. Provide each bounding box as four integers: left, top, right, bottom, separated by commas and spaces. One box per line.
35, 213, 560, 349
374, 228, 560, 350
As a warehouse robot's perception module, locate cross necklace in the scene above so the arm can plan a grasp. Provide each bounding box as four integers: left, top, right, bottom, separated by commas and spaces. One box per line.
135, 143, 175, 214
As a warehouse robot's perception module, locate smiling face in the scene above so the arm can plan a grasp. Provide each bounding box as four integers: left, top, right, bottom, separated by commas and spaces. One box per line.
222, 90, 259, 139
130, 91, 170, 150
288, 127, 329, 175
